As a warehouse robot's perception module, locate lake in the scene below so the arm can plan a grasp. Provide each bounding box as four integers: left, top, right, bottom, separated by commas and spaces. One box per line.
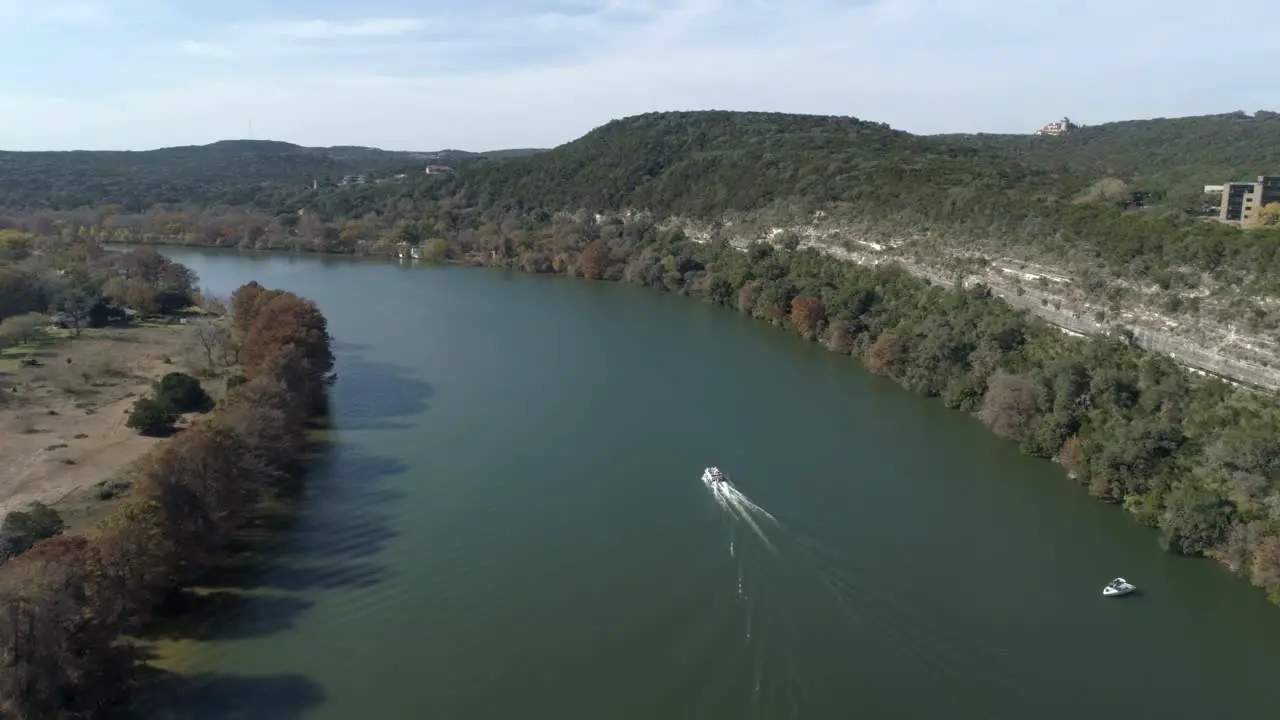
141, 248, 1280, 719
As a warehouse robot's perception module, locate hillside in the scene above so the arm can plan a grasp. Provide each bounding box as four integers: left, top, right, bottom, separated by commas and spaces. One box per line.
938, 110, 1280, 204
366, 111, 1280, 286
5, 109, 1280, 387
0, 140, 546, 211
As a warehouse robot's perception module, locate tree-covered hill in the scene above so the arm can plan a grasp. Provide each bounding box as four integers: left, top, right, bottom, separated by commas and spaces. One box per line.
0, 140, 546, 212
938, 110, 1280, 203
447, 110, 1062, 220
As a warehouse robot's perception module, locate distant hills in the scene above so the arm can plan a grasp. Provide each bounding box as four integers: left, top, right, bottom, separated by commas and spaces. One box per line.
0, 140, 547, 211
2, 108, 1278, 225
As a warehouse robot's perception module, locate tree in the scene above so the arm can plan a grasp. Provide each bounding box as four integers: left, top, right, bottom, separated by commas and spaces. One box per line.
1256, 202, 1280, 228
0, 266, 35, 326
578, 240, 608, 279
125, 397, 174, 436
978, 371, 1041, 442
0, 535, 123, 717
863, 332, 904, 377
192, 318, 235, 367
1159, 482, 1231, 555
790, 296, 826, 339
56, 289, 96, 336
0, 502, 64, 555
154, 371, 212, 413
0, 313, 45, 348
421, 237, 449, 262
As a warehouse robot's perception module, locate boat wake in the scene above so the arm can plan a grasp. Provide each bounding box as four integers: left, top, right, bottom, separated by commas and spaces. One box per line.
700, 468, 1031, 717
704, 468, 778, 553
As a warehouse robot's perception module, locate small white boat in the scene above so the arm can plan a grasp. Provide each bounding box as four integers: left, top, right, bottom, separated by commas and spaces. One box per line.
1102, 577, 1136, 597
702, 467, 731, 487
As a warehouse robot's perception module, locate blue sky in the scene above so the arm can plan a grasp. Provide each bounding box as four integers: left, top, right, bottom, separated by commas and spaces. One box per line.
0, 0, 1274, 151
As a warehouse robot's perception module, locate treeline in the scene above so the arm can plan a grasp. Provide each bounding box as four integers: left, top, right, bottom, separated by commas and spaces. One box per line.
0, 278, 334, 718
0, 231, 199, 333
444, 221, 1280, 603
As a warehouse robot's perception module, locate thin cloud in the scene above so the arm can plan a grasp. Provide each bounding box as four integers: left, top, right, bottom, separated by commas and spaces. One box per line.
0, 0, 1275, 150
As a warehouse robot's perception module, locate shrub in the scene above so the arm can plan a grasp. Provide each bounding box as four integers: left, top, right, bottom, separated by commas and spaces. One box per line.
0, 502, 65, 556
125, 397, 174, 436
154, 371, 212, 413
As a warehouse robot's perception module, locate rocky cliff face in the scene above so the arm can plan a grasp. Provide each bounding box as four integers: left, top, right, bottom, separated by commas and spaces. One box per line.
639, 211, 1280, 392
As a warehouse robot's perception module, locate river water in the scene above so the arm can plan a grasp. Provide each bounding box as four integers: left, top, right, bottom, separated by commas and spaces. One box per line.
142, 248, 1280, 719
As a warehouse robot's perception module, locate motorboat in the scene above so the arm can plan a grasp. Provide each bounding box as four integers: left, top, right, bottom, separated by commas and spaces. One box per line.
702, 467, 731, 487
1102, 577, 1136, 597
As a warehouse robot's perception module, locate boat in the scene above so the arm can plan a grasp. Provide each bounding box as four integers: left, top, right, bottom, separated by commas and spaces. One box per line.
1102, 577, 1136, 597
702, 467, 731, 487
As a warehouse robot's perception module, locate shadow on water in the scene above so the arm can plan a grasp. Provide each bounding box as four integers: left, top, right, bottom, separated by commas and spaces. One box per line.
146, 590, 316, 642
130, 668, 326, 720
196, 445, 410, 594
333, 356, 434, 431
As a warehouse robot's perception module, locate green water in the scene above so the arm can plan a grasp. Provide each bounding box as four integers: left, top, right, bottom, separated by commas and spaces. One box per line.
142, 248, 1280, 719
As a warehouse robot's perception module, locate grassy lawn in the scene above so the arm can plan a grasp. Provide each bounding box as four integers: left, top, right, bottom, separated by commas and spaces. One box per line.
0, 329, 73, 371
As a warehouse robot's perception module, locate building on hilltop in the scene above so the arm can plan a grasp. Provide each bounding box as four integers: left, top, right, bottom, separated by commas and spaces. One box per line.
1215, 175, 1280, 225
1034, 117, 1078, 136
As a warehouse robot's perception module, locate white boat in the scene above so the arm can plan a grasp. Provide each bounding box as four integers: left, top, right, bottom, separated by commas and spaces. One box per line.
702, 467, 731, 487
1102, 577, 1136, 597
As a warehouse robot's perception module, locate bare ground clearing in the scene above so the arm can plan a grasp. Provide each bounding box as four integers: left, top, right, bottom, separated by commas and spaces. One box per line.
0, 321, 227, 528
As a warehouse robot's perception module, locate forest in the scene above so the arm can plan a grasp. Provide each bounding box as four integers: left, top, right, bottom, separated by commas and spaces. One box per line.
0, 239, 333, 717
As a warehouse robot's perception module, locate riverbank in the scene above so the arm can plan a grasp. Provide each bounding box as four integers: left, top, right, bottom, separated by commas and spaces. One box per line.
0, 281, 334, 718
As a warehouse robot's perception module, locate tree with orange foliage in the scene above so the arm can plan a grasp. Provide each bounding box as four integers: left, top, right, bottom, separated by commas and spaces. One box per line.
229, 280, 283, 335
578, 240, 608, 280
863, 332, 904, 376
790, 296, 826, 339
136, 422, 262, 578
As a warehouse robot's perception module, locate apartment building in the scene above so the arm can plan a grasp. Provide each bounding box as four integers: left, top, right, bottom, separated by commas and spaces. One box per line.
1217, 175, 1280, 224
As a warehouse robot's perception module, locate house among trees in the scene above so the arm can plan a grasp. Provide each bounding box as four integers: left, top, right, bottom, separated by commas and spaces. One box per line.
1034, 117, 1078, 136
425, 165, 453, 174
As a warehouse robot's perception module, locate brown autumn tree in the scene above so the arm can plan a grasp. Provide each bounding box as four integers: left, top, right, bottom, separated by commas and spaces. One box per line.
0, 536, 123, 718
790, 296, 826, 339
230, 281, 283, 335
826, 317, 856, 355
240, 293, 332, 376
978, 371, 1041, 442
1251, 534, 1280, 602
94, 500, 178, 631
578, 240, 608, 280
136, 423, 262, 579
218, 387, 307, 476
1055, 435, 1087, 479
863, 332, 904, 377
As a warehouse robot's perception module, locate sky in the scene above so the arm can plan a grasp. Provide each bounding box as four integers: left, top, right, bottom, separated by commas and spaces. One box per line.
0, 0, 1274, 152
